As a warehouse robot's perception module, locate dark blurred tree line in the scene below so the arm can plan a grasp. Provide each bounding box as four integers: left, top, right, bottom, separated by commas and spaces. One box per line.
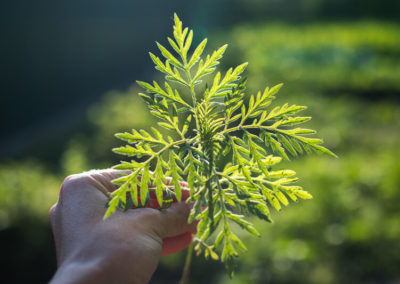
1, 0, 399, 150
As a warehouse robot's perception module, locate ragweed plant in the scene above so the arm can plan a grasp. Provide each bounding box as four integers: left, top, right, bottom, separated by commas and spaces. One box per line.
105, 14, 336, 279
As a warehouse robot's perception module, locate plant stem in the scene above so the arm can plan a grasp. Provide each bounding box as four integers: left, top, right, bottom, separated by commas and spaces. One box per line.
179, 242, 194, 284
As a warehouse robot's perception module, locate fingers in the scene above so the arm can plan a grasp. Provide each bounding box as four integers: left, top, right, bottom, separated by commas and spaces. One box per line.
165, 178, 190, 201
56, 169, 129, 207
51, 169, 130, 227
54, 169, 197, 237
161, 232, 193, 256
81, 169, 131, 194
153, 202, 196, 238
179, 186, 191, 202
142, 189, 191, 209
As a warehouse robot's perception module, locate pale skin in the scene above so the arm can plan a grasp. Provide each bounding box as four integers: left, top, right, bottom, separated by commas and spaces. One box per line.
49, 169, 196, 284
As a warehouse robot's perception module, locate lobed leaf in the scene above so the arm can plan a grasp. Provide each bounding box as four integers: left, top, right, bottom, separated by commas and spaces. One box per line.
108, 13, 336, 277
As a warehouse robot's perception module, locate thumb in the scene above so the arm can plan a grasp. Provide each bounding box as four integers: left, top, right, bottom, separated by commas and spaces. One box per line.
155, 202, 196, 238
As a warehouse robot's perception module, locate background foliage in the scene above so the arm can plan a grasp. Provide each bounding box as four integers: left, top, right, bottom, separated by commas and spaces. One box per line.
0, 1, 399, 283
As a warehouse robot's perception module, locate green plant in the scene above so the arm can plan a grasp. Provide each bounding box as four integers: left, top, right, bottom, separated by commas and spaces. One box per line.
104, 13, 336, 280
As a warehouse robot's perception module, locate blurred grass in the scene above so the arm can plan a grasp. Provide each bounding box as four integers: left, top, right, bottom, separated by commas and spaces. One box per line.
0, 20, 399, 283
0, 162, 60, 226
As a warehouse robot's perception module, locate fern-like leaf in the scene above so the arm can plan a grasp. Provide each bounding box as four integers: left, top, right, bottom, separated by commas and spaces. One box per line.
107, 13, 336, 278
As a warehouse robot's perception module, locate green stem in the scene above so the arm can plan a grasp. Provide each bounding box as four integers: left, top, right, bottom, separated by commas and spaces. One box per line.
179, 242, 194, 284
181, 55, 201, 135
189, 83, 197, 106
215, 174, 229, 233
180, 44, 197, 107
185, 65, 200, 133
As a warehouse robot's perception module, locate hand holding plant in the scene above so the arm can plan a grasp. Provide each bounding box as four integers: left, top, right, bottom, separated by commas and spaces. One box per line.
49, 169, 196, 284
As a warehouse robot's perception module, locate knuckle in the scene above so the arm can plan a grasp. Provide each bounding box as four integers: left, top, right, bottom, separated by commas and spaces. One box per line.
59, 173, 92, 197
48, 203, 57, 220
168, 204, 191, 228
175, 202, 191, 218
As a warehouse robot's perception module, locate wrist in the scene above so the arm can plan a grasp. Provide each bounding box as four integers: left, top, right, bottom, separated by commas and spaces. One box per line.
51, 246, 151, 284
51, 255, 112, 284
51, 254, 139, 284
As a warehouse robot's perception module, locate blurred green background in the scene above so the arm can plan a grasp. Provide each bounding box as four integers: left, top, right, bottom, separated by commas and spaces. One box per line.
1, 0, 399, 283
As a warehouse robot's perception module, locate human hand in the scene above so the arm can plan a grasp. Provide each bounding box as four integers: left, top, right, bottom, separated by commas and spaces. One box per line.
49, 169, 196, 284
